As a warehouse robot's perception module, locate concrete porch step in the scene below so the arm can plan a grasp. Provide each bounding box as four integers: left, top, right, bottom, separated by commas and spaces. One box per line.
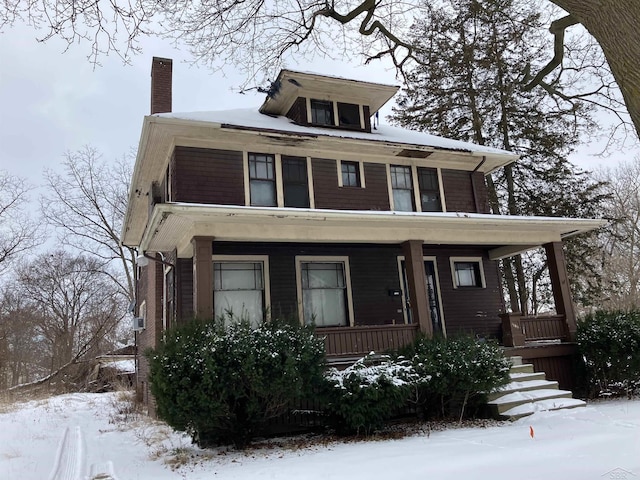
487, 358, 586, 420
500, 397, 586, 421
488, 388, 573, 415
486, 379, 559, 402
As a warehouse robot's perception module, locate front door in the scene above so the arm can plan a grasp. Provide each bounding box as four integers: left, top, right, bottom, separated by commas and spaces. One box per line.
400, 259, 444, 335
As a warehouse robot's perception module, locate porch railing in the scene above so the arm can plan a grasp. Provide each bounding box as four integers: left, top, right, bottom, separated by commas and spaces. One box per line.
316, 324, 420, 357
501, 312, 568, 347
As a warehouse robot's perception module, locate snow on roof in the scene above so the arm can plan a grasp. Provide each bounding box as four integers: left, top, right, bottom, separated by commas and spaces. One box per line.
155, 108, 515, 157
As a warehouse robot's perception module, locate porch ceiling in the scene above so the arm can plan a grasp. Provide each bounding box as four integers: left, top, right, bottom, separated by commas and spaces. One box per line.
138, 203, 606, 259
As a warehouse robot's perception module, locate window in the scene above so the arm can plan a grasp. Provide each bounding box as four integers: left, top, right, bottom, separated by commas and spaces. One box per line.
214, 260, 267, 325
418, 167, 442, 212
311, 99, 334, 125
337, 102, 361, 128
282, 157, 310, 208
296, 257, 353, 327
249, 153, 276, 206
341, 161, 361, 187
450, 257, 486, 288
390, 165, 415, 211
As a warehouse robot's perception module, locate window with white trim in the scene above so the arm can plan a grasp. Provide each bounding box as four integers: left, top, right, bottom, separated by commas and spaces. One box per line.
450, 257, 486, 288
390, 165, 415, 211
213, 260, 267, 325
341, 161, 361, 187
418, 167, 442, 212
297, 258, 352, 327
249, 153, 276, 206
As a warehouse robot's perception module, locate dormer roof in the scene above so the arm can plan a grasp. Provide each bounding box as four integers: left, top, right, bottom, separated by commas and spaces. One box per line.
259, 70, 400, 116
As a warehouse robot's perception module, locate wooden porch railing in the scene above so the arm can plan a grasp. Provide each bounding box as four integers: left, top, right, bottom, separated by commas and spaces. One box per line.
521, 315, 568, 342
501, 312, 568, 347
316, 324, 420, 357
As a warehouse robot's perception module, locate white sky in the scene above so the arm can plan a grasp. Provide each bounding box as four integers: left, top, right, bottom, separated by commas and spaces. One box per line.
0, 21, 637, 192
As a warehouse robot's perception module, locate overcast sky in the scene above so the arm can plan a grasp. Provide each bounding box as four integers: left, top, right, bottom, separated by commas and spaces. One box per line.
1, 21, 637, 194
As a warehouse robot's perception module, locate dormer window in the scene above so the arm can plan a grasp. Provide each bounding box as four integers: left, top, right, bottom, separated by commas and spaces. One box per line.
337, 102, 361, 128
311, 99, 334, 125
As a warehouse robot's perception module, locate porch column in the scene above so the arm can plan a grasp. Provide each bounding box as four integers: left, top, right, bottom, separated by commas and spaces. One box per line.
544, 241, 577, 341
192, 236, 214, 319
402, 240, 433, 337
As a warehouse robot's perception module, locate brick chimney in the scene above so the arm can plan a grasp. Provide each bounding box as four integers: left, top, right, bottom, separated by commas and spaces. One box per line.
150, 57, 173, 114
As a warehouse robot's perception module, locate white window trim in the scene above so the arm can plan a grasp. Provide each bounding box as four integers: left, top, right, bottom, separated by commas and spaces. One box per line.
387, 163, 447, 213
449, 256, 486, 289
212, 255, 271, 320
244, 153, 314, 208
336, 159, 366, 188
295, 255, 355, 327
397, 255, 447, 335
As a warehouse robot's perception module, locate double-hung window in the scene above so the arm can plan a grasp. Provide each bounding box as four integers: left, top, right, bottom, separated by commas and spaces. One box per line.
418, 167, 442, 212
213, 260, 268, 326
249, 153, 276, 206
341, 161, 361, 187
337, 102, 360, 128
282, 157, 310, 208
390, 165, 414, 211
297, 258, 352, 327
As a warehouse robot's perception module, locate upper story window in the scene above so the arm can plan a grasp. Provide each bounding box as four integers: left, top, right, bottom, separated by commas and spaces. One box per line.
311, 99, 334, 125
341, 161, 361, 187
282, 157, 310, 208
390, 165, 415, 211
418, 167, 442, 212
249, 153, 276, 206
337, 102, 361, 128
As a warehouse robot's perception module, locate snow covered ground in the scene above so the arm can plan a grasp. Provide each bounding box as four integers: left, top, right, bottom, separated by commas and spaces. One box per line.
1, 392, 638, 480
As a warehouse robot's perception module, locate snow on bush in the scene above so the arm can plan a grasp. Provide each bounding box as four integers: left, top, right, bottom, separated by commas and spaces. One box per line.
146, 317, 325, 448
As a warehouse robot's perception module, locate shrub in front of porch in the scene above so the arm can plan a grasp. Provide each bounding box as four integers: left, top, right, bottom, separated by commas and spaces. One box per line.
577, 310, 640, 398
321, 355, 421, 435
406, 336, 511, 420
146, 317, 326, 448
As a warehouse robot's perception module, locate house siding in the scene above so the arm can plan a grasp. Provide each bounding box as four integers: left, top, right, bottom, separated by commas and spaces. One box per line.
429, 245, 504, 339
286, 97, 308, 125
311, 159, 390, 210
189, 241, 503, 336
173, 146, 244, 204
363, 105, 372, 133
442, 169, 478, 213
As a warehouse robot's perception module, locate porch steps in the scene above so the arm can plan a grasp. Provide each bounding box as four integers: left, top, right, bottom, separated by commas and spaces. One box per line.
488, 359, 585, 420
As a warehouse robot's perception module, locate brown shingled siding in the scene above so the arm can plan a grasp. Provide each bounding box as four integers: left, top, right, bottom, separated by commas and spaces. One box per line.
173, 147, 244, 204
442, 169, 478, 213
286, 97, 308, 125
311, 159, 390, 210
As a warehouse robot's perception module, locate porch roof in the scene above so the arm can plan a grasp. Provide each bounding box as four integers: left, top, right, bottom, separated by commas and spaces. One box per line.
134, 203, 606, 259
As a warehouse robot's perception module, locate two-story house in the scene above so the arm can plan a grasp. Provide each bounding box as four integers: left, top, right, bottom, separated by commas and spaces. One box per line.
123, 58, 603, 406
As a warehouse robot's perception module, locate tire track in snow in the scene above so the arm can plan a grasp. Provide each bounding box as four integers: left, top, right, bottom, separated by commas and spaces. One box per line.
48, 426, 83, 480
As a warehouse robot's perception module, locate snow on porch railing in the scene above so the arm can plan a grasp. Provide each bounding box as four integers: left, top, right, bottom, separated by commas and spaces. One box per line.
315, 324, 420, 356
501, 312, 568, 347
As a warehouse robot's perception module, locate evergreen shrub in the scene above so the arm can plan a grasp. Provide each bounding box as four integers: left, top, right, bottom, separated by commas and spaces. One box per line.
407, 335, 511, 419
146, 317, 325, 448
577, 310, 640, 398
322, 355, 419, 435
